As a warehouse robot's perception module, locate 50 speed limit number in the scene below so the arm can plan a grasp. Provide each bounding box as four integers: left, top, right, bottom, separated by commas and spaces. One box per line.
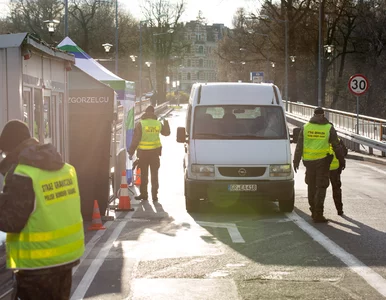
348, 74, 369, 96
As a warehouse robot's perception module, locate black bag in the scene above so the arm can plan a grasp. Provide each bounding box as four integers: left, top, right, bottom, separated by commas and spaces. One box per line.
340, 139, 348, 157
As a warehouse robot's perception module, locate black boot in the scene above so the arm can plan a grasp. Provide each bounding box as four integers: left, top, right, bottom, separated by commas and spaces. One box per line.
313, 215, 328, 223
135, 194, 148, 201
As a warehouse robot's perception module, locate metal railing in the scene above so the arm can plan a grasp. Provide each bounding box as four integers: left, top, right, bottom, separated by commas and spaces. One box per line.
284, 101, 386, 155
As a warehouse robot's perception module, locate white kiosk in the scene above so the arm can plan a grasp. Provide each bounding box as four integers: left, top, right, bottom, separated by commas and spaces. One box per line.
0, 32, 75, 162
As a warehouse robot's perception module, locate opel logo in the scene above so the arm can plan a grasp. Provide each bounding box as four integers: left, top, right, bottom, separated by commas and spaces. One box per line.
238, 168, 247, 176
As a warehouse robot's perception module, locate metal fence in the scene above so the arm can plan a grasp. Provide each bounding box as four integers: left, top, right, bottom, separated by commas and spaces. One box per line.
285, 101, 386, 155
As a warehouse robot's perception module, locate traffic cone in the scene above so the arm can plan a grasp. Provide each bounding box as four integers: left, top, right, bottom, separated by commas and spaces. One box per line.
88, 200, 106, 231
134, 167, 141, 186
116, 170, 134, 211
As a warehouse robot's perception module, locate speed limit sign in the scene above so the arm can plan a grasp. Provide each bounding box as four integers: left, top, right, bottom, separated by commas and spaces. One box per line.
348, 74, 369, 96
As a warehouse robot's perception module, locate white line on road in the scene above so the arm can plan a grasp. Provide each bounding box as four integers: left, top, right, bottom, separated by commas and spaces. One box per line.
71, 211, 134, 300
197, 221, 245, 243
357, 161, 386, 175
72, 221, 113, 275
287, 211, 386, 298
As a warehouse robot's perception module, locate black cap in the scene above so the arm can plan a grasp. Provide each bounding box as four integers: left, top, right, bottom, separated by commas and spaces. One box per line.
145, 105, 155, 113
0, 120, 31, 152
314, 107, 324, 115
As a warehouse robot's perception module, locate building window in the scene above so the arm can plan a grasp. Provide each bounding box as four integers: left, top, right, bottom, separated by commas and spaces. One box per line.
199, 59, 203, 67
187, 59, 191, 67
187, 73, 191, 80
198, 46, 204, 54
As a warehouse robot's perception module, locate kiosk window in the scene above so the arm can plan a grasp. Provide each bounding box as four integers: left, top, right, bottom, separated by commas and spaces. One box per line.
22, 89, 31, 131
44, 96, 52, 143
33, 89, 42, 140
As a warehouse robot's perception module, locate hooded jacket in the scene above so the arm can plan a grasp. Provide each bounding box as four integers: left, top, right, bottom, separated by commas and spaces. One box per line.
128, 111, 170, 157
0, 138, 65, 233
0, 139, 80, 273
293, 115, 345, 166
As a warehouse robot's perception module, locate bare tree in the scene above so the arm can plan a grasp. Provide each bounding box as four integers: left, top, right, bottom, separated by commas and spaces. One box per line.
140, 0, 186, 103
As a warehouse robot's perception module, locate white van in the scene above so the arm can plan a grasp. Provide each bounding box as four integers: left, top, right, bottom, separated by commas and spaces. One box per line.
176, 82, 295, 212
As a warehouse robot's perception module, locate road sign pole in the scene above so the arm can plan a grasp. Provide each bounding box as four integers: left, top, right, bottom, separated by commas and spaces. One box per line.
356, 95, 359, 134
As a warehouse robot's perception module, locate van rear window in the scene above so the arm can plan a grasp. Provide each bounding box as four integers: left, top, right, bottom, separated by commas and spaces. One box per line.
193, 105, 287, 140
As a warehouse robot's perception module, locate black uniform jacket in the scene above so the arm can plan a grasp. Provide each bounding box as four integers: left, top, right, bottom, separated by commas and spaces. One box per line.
0, 138, 79, 274
293, 116, 345, 166
128, 112, 171, 158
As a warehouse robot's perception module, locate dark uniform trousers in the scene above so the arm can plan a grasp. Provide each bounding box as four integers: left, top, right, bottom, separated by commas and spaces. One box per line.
139, 151, 160, 198
329, 169, 343, 212
303, 156, 331, 217
16, 268, 72, 300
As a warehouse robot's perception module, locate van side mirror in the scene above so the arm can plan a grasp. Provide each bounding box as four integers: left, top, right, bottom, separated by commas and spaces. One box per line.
176, 127, 187, 143
292, 127, 301, 143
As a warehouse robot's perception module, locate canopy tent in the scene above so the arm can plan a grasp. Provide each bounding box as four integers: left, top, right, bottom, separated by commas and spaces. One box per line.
57, 38, 135, 219
57, 37, 134, 102
68, 66, 115, 220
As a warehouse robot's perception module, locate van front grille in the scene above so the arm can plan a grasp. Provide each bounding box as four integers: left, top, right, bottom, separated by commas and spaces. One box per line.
218, 167, 266, 177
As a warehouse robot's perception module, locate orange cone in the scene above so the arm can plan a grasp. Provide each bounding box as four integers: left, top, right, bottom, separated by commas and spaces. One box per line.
134, 167, 141, 186
116, 171, 134, 211
88, 200, 106, 231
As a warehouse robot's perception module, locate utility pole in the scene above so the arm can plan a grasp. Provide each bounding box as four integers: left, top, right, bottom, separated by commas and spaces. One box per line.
115, 0, 118, 74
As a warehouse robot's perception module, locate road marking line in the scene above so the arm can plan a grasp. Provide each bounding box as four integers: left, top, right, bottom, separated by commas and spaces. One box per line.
197, 221, 245, 243
71, 212, 133, 300
72, 221, 113, 275
357, 162, 386, 175
287, 211, 386, 297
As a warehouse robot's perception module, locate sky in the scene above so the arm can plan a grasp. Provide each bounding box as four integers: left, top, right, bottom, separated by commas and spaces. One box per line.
0, 0, 259, 27
123, 0, 259, 28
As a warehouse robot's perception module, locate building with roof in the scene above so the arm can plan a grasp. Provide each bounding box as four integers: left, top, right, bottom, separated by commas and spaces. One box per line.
172, 21, 228, 92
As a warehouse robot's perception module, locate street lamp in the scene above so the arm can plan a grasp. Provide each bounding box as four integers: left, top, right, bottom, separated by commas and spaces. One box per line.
290, 56, 296, 63
43, 20, 60, 35
102, 43, 113, 53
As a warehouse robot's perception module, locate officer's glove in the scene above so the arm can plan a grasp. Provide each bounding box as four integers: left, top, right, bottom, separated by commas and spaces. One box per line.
339, 158, 346, 171
293, 160, 299, 173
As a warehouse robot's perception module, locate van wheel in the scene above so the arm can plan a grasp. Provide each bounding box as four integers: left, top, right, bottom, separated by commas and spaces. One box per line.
185, 197, 199, 213
279, 193, 295, 212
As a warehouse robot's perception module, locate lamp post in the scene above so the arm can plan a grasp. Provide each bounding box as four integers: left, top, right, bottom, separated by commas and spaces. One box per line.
152, 29, 174, 100
138, 20, 151, 112
64, 0, 68, 36
43, 20, 60, 36
254, 14, 288, 109
114, 0, 118, 75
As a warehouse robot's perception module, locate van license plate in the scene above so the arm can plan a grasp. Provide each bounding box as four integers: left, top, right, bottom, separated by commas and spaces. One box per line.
228, 184, 257, 192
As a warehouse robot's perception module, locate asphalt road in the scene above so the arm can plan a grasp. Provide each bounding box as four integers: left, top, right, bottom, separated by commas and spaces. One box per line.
70, 106, 386, 300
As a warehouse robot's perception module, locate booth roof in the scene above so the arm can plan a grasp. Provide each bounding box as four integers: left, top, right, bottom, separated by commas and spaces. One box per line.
57, 37, 126, 91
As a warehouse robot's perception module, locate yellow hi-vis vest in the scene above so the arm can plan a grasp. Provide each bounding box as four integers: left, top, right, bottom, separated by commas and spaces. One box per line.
138, 119, 162, 150
303, 122, 332, 161
6, 163, 84, 270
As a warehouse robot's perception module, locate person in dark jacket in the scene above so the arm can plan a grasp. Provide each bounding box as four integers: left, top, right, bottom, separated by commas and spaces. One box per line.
128, 106, 170, 201
150, 90, 158, 107
0, 120, 84, 300
329, 138, 348, 216
293, 107, 345, 223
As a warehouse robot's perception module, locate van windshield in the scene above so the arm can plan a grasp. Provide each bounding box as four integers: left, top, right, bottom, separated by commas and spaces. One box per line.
193, 105, 287, 140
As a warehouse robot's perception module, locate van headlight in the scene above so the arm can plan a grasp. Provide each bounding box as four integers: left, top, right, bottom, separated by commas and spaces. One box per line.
269, 164, 291, 177
191, 164, 215, 177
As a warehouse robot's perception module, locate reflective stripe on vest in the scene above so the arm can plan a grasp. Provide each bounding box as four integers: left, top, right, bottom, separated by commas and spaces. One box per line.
6, 163, 84, 270
329, 144, 339, 170
138, 119, 162, 150
303, 123, 332, 161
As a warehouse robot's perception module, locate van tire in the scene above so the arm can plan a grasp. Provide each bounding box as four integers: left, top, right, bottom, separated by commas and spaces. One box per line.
185, 197, 199, 213
279, 193, 295, 212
